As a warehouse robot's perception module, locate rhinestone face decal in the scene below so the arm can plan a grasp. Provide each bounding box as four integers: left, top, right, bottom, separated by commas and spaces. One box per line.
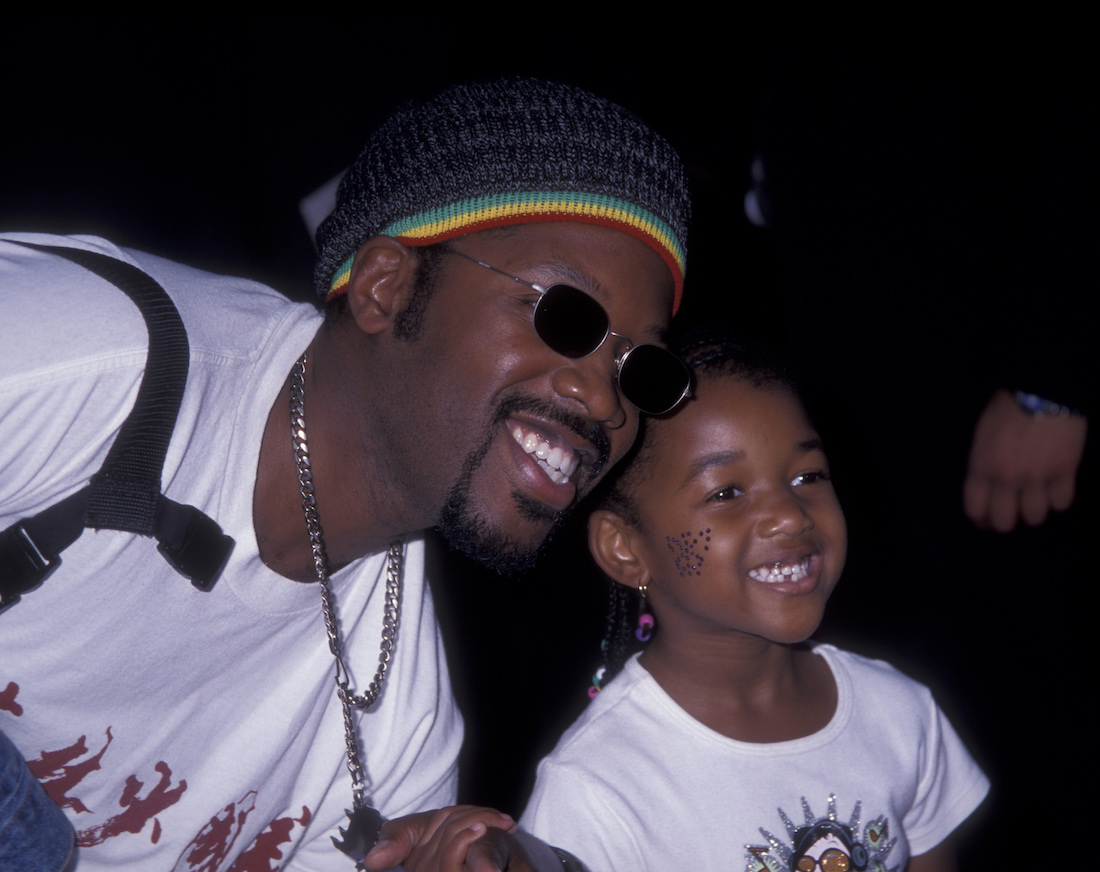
666, 529, 710, 577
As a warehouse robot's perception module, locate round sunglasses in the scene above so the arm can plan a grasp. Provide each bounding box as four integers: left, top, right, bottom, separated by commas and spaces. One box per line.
796, 849, 852, 872
444, 249, 691, 415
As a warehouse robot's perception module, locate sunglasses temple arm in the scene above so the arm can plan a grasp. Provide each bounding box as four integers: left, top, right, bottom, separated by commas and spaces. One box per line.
451, 251, 548, 294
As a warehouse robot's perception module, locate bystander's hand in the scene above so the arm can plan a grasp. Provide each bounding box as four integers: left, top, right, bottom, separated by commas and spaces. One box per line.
963, 389, 1088, 532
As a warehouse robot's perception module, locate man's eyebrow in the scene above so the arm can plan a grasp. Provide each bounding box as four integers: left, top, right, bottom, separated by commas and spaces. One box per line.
527, 257, 607, 299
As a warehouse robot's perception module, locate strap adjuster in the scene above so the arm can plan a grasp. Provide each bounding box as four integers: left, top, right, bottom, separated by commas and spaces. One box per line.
0, 523, 62, 610
155, 500, 234, 591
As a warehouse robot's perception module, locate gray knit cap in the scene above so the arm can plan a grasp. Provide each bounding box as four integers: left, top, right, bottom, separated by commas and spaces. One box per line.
314, 77, 691, 311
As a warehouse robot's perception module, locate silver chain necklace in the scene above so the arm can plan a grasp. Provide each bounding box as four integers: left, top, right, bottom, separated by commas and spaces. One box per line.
291, 352, 400, 864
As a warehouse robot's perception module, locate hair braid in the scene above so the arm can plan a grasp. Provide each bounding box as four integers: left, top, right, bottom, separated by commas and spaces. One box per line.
589, 581, 649, 696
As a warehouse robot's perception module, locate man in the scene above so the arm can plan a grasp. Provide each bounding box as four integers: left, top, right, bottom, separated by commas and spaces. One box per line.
0, 78, 690, 870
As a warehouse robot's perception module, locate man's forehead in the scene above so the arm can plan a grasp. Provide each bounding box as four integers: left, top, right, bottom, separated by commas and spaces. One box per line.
454, 223, 676, 331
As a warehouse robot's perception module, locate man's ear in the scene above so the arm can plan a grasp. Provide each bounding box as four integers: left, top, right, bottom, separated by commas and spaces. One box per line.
344, 236, 418, 335
588, 510, 650, 590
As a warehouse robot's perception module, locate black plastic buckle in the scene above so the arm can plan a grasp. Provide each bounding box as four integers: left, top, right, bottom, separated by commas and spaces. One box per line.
0, 523, 62, 611
156, 504, 234, 592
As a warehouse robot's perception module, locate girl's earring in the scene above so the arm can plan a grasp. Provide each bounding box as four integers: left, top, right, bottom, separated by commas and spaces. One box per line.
635, 584, 654, 642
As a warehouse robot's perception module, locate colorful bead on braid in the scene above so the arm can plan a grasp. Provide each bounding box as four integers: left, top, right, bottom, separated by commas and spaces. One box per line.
588, 665, 607, 699
588, 639, 610, 698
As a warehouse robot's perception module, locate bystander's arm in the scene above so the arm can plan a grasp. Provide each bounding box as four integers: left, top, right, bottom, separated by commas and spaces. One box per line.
963, 389, 1087, 532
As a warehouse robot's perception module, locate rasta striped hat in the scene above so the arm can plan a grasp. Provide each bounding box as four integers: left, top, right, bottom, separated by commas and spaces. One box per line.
314, 77, 691, 312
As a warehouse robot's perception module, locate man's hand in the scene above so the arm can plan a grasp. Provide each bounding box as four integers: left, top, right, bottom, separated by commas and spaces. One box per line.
362, 806, 514, 872
963, 389, 1087, 532
363, 808, 567, 872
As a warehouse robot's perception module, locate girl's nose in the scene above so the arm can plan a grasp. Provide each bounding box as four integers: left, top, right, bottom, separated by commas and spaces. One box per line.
758, 491, 815, 538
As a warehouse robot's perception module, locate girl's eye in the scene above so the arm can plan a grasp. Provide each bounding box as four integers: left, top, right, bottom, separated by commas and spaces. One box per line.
710, 485, 744, 502
791, 470, 831, 487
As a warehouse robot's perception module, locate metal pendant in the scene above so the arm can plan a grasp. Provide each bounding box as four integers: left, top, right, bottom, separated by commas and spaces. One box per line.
332, 804, 385, 867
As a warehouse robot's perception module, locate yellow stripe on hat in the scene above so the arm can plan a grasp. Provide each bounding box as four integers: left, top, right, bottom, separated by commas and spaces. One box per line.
329, 191, 686, 310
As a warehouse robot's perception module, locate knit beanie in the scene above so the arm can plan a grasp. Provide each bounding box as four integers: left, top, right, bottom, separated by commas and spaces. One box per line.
314, 77, 691, 312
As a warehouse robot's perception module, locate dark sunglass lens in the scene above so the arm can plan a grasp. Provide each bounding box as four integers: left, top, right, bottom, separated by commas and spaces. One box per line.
617, 345, 691, 414
533, 286, 609, 358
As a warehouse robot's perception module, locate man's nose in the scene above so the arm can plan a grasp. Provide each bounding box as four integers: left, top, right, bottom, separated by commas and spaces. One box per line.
550, 347, 628, 430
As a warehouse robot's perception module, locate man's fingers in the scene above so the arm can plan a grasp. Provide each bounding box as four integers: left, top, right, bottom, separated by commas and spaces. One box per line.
465, 828, 519, 872
420, 808, 514, 868
364, 807, 517, 872
363, 837, 412, 870
439, 822, 489, 871
362, 812, 434, 871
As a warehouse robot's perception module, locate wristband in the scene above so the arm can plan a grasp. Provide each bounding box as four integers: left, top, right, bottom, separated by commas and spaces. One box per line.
1013, 390, 1083, 419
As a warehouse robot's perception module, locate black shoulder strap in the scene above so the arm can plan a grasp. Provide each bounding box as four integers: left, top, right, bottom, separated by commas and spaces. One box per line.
0, 241, 234, 611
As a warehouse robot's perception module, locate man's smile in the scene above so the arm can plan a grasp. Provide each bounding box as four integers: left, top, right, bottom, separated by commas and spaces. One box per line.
509, 422, 581, 484
495, 395, 613, 506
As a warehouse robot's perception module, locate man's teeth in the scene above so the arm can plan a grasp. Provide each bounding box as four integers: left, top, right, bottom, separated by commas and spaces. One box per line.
748, 557, 813, 584
512, 427, 578, 484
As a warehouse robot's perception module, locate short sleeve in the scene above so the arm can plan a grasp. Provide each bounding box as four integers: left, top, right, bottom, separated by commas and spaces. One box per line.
902, 694, 990, 855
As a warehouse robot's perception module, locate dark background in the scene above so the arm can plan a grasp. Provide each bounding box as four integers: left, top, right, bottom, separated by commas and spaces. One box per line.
5, 20, 1095, 863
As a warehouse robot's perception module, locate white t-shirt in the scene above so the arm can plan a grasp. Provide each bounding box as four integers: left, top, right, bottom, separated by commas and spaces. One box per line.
521, 644, 988, 872
0, 234, 462, 871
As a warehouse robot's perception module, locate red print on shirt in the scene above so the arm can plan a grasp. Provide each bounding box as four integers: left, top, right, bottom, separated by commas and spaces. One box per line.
172, 792, 313, 872
228, 806, 313, 872
25, 727, 187, 846
0, 681, 22, 715
78, 760, 188, 846
172, 790, 259, 871
26, 728, 116, 814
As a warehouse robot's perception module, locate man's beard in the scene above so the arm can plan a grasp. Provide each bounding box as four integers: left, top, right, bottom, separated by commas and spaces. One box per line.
436, 397, 610, 576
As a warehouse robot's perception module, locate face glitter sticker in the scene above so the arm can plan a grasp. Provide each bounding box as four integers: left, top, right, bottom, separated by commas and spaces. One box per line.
665, 529, 710, 577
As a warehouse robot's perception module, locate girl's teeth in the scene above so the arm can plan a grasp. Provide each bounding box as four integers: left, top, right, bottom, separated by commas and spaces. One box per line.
749, 557, 812, 583
512, 427, 577, 483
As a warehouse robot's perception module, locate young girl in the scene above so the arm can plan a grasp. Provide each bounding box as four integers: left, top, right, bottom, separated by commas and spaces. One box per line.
519, 336, 988, 872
